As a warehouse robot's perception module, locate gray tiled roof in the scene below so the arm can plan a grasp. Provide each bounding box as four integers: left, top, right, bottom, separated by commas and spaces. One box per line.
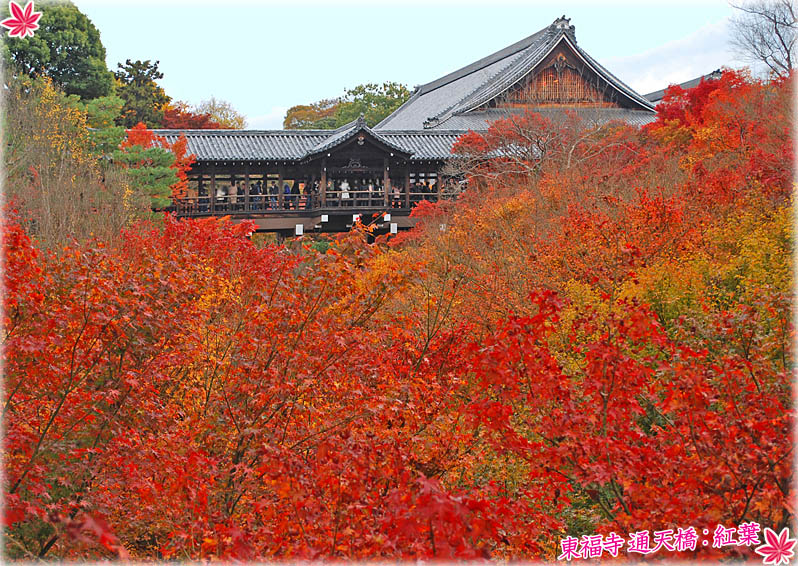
153, 108, 653, 165
644, 69, 723, 104
380, 132, 468, 160
303, 115, 410, 159
307, 120, 361, 153
376, 55, 525, 132
154, 129, 330, 161
375, 16, 654, 132
153, 128, 463, 162
431, 107, 657, 130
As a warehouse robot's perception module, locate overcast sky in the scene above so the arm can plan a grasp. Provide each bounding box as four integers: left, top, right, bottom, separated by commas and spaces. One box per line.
75, 0, 745, 129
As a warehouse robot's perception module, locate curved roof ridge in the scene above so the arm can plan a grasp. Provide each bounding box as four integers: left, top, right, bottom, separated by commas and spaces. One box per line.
306, 117, 363, 153
432, 31, 563, 124
571, 40, 655, 111
422, 43, 539, 128
327, 117, 361, 134
302, 117, 410, 160
416, 27, 549, 95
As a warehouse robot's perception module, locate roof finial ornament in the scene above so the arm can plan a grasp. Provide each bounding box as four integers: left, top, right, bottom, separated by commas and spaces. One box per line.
552, 15, 576, 42
357, 112, 366, 127
423, 116, 440, 129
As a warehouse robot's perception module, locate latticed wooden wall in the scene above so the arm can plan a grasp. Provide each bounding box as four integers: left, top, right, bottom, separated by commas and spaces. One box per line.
503, 66, 616, 107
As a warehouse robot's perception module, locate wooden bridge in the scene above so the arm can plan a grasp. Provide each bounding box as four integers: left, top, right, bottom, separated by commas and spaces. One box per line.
155, 15, 659, 237
160, 116, 459, 235
171, 186, 446, 236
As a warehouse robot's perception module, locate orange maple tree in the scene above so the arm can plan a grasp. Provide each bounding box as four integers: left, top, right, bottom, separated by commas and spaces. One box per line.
3, 71, 793, 561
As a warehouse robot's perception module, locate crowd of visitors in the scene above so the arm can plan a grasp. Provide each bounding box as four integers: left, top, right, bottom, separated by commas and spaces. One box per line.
188, 177, 442, 214
202, 180, 310, 212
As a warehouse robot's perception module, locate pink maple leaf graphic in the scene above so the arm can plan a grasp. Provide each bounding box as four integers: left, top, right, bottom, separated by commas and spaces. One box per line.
1, 1, 42, 38
755, 527, 796, 566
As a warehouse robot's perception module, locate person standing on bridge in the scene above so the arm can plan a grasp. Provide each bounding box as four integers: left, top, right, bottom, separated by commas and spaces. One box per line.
216, 184, 227, 211
236, 182, 245, 211
251, 181, 262, 210
227, 180, 236, 211
340, 179, 351, 207
291, 183, 300, 209
283, 183, 292, 209
391, 184, 401, 208
269, 182, 278, 209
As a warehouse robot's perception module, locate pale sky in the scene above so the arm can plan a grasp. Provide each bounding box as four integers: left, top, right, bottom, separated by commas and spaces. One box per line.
74, 0, 745, 129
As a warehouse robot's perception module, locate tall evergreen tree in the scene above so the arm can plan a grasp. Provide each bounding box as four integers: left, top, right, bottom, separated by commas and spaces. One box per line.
114, 59, 171, 128
2, 1, 114, 99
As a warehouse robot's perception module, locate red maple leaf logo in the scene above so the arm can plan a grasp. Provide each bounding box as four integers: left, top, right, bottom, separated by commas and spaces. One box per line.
755, 527, 797, 566
1, 1, 42, 38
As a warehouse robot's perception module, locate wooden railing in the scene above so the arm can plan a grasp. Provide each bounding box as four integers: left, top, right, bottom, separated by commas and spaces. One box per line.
172, 190, 440, 217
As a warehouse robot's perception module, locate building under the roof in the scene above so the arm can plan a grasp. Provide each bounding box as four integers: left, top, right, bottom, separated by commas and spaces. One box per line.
165, 16, 659, 234
375, 16, 656, 131
643, 69, 724, 105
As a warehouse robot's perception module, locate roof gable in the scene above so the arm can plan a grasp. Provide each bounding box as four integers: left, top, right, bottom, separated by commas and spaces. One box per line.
455, 35, 656, 116
301, 115, 411, 162
375, 16, 654, 132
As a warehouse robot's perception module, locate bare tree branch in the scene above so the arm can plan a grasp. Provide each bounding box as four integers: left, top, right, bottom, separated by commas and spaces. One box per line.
730, 0, 796, 77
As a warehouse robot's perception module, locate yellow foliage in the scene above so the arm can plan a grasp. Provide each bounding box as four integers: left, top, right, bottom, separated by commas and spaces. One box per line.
33, 78, 95, 171
621, 200, 793, 323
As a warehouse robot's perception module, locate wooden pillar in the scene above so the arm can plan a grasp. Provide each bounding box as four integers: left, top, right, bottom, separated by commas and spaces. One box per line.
320, 158, 327, 208
244, 165, 251, 212
193, 174, 201, 216
210, 166, 217, 214
404, 168, 410, 208
266, 166, 273, 209
278, 166, 285, 210
436, 168, 442, 202
260, 168, 269, 210
383, 158, 391, 207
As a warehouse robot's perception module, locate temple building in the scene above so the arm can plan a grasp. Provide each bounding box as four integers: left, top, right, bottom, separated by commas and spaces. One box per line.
643, 69, 724, 105
161, 16, 658, 234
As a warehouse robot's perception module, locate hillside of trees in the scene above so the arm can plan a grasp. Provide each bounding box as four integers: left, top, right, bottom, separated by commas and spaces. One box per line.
3, 60, 793, 561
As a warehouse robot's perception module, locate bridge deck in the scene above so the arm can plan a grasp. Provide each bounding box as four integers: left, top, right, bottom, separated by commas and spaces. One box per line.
172, 193, 438, 235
